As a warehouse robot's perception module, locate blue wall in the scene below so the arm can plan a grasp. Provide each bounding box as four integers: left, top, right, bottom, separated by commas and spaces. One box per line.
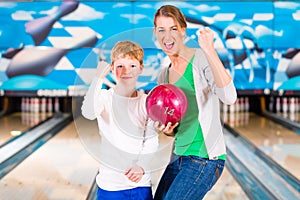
0, 1, 300, 95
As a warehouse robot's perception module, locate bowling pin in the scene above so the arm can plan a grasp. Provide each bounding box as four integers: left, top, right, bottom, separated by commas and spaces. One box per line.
244, 97, 249, 112
6, 33, 98, 78
282, 97, 288, 113
30, 97, 34, 112
276, 97, 281, 113
47, 98, 53, 113
34, 98, 39, 113
54, 97, 60, 112
25, 0, 79, 45
289, 97, 295, 113
41, 97, 47, 113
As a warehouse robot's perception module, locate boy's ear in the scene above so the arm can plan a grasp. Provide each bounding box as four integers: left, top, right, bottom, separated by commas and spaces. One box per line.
138, 64, 144, 74
110, 64, 114, 73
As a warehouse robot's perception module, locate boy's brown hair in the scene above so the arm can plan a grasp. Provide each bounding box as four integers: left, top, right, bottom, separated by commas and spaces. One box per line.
111, 41, 144, 65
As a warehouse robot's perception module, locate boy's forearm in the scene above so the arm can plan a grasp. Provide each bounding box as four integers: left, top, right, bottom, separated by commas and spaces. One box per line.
81, 78, 104, 119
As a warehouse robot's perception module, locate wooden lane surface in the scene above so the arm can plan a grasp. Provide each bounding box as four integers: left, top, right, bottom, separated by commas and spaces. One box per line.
0, 118, 98, 200
77, 116, 249, 199
224, 112, 300, 181
0, 112, 52, 146
0, 115, 248, 199
278, 112, 300, 123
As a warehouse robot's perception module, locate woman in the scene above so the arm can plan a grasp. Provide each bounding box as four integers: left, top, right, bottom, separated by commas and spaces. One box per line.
152, 5, 237, 200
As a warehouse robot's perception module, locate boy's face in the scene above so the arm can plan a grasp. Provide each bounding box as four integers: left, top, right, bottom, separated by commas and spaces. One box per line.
111, 55, 143, 85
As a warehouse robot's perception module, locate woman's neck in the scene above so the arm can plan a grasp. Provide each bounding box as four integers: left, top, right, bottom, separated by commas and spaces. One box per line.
169, 47, 195, 70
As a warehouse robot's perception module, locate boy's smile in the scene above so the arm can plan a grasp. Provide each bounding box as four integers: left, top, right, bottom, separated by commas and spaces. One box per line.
111, 55, 143, 85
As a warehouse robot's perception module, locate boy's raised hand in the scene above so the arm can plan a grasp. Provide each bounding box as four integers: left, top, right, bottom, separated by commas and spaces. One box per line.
96, 60, 111, 78
96, 61, 115, 88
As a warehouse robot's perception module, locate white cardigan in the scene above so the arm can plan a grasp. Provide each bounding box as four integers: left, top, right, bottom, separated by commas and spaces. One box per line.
158, 48, 237, 159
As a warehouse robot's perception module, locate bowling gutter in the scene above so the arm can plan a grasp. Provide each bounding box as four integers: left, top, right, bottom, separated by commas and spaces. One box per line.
224, 125, 300, 199
262, 110, 300, 134
0, 113, 72, 179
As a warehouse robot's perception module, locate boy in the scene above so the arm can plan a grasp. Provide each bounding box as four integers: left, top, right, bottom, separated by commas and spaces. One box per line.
81, 41, 158, 200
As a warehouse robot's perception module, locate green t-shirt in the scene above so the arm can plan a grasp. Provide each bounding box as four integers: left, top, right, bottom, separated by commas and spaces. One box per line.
166, 56, 226, 160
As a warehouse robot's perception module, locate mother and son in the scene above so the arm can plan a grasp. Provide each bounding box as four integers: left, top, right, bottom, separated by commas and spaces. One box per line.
82, 4, 237, 200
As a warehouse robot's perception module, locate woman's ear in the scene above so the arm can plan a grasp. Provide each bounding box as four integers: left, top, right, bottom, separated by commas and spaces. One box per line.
153, 27, 160, 38
181, 27, 186, 35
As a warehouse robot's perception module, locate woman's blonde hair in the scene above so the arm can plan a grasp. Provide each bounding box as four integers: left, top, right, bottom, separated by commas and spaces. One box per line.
111, 41, 144, 65
154, 5, 187, 29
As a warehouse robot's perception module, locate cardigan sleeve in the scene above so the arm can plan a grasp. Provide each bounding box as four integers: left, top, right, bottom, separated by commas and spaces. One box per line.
195, 49, 237, 105
215, 80, 237, 105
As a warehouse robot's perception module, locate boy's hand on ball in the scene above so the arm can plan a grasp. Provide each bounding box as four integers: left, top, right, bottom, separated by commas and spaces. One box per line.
154, 121, 178, 136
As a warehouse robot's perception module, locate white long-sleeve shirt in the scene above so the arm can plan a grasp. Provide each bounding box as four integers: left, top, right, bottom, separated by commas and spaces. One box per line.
81, 78, 158, 191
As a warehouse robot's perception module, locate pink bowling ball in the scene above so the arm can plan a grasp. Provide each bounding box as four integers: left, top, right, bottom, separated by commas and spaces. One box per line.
146, 84, 188, 125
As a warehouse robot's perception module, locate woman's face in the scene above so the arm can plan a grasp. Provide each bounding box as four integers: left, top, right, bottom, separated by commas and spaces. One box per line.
154, 16, 185, 56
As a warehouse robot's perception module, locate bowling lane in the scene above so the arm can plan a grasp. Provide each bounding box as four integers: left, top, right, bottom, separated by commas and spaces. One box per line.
0, 112, 52, 146
277, 111, 300, 123
76, 115, 249, 199
204, 166, 249, 199
0, 113, 249, 199
223, 111, 300, 181
0, 117, 98, 200
151, 133, 249, 199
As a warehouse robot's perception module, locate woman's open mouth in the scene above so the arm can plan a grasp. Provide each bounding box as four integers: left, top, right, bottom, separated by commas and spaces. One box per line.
164, 41, 174, 50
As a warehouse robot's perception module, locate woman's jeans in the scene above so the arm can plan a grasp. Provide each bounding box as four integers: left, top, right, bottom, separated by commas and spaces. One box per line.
154, 154, 225, 200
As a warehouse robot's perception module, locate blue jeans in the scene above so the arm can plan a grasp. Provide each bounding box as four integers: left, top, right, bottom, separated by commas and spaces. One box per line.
154, 154, 225, 200
97, 186, 153, 200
